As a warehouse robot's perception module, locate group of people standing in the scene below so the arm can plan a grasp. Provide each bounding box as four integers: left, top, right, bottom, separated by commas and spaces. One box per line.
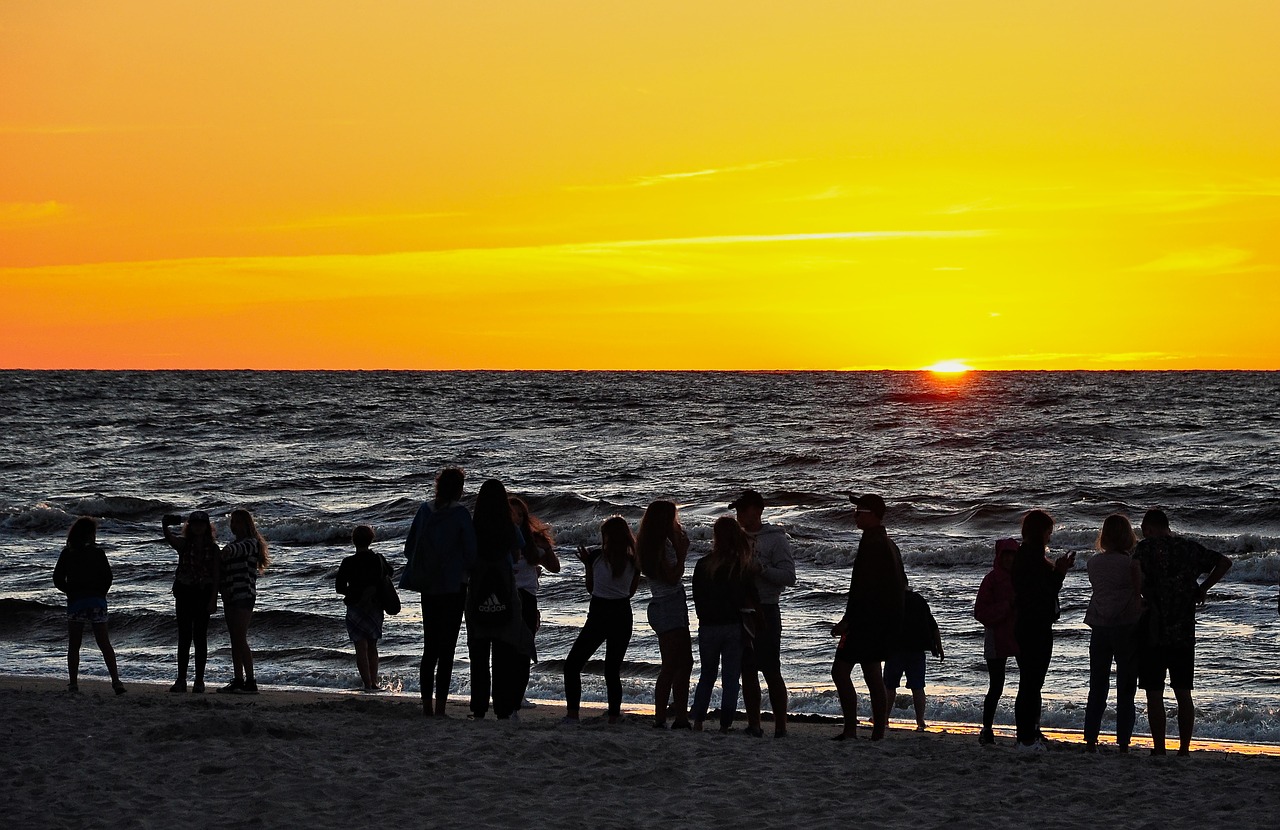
52, 508, 270, 695
52, 470, 1241, 756
973, 508, 1232, 756
400, 469, 797, 734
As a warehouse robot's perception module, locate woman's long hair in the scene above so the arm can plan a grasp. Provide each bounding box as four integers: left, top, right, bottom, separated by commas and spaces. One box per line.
635, 500, 677, 578
472, 479, 515, 558
66, 517, 97, 549
510, 495, 554, 565
183, 515, 219, 554
599, 516, 637, 579
705, 516, 754, 580
230, 509, 270, 573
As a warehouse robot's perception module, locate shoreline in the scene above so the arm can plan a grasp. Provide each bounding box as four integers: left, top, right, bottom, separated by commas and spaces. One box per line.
6, 674, 1277, 758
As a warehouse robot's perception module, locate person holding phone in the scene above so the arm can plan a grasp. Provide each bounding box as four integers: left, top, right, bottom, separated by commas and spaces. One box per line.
162, 510, 220, 693
1011, 509, 1074, 751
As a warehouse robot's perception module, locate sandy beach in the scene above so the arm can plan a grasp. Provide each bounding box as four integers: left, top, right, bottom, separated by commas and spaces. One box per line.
3, 675, 1276, 830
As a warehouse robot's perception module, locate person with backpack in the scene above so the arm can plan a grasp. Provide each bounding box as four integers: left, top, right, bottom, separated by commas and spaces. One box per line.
465, 478, 534, 720
562, 516, 641, 724
882, 589, 944, 732
336, 525, 394, 691
401, 467, 477, 717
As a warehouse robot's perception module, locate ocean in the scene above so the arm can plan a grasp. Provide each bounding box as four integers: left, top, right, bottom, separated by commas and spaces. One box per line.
2, 370, 1277, 742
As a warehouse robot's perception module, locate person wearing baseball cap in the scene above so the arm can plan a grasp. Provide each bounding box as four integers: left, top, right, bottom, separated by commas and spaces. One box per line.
830, 493, 906, 741
730, 488, 796, 738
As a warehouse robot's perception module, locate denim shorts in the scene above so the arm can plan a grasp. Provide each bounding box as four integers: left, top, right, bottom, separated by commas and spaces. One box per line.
646, 594, 690, 635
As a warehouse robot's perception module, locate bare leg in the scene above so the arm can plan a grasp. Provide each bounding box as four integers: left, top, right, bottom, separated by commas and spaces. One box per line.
912, 688, 927, 730
355, 640, 373, 688
655, 628, 692, 726
1174, 688, 1195, 756
1146, 689, 1167, 755
763, 669, 789, 736
91, 622, 120, 684
884, 687, 897, 722
67, 622, 84, 687
832, 658, 858, 738
862, 662, 888, 740
225, 608, 254, 682
369, 641, 380, 688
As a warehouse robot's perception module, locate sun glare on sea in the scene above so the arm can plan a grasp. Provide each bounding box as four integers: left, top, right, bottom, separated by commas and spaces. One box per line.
923, 360, 974, 374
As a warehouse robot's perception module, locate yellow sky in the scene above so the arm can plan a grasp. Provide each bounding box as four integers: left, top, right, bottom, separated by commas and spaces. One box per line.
2, 1, 1277, 369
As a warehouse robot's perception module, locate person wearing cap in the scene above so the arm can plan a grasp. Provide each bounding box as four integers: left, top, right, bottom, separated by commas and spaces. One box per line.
1133, 509, 1232, 756
830, 494, 906, 741
162, 510, 221, 693
730, 488, 796, 738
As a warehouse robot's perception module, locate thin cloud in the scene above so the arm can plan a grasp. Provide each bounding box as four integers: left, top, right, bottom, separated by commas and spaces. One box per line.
565, 159, 797, 192
1126, 246, 1254, 273
257, 211, 464, 231
567, 229, 991, 251
0, 201, 67, 225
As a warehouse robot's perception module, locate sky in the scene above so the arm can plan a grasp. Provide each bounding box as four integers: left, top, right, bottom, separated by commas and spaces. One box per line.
2, 1, 1278, 370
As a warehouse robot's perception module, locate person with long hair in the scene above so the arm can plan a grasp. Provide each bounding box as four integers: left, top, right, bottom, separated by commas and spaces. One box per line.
1083, 514, 1143, 752
466, 478, 534, 720
510, 495, 561, 707
218, 509, 270, 695
636, 499, 693, 729
563, 516, 641, 724
690, 517, 760, 733
53, 517, 125, 694
1011, 509, 1074, 751
336, 525, 393, 691
973, 538, 1019, 745
162, 510, 220, 693
402, 466, 477, 717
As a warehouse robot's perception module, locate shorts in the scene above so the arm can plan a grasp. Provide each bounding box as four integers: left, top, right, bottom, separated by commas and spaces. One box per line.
223, 598, 256, 613
345, 603, 385, 644
882, 651, 927, 690
67, 597, 108, 625
646, 593, 689, 635
1139, 644, 1195, 691
742, 603, 782, 676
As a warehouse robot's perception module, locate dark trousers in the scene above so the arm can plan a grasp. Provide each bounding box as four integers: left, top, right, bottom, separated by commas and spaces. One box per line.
983, 657, 1008, 730
515, 589, 539, 702
1014, 628, 1053, 745
420, 591, 466, 705
174, 582, 214, 682
1084, 623, 1138, 746
469, 636, 523, 718
564, 597, 633, 717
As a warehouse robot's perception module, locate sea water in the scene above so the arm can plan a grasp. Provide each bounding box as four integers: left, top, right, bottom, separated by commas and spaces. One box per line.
2, 371, 1277, 742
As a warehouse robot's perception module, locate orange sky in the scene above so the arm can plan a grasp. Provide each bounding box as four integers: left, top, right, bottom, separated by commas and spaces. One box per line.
2, 2, 1278, 369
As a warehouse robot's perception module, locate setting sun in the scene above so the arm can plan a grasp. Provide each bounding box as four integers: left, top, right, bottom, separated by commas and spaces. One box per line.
924, 360, 975, 374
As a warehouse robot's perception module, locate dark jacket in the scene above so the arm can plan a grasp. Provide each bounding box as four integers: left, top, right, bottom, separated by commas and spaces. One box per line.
53, 543, 113, 603
1012, 543, 1065, 637
692, 557, 759, 626
336, 549, 392, 608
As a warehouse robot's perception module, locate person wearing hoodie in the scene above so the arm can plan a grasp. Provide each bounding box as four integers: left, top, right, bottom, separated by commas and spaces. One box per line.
731, 489, 796, 738
402, 467, 478, 718
1011, 510, 1075, 752
53, 517, 125, 695
973, 538, 1019, 745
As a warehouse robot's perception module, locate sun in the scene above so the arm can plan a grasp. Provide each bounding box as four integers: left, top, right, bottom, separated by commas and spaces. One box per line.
923, 359, 974, 374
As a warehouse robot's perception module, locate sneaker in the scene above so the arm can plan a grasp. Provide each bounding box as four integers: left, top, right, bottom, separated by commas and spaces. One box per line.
1016, 740, 1046, 754
520, 698, 538, 709
169, 681, 187, 694
112, 681, 127, 696
67, 682, 79, 694
218, 679, 244, 694
234, 680, 259, 695
744, 727, 765, 738
979, 728, 995, 746
191, 681, 205, 694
